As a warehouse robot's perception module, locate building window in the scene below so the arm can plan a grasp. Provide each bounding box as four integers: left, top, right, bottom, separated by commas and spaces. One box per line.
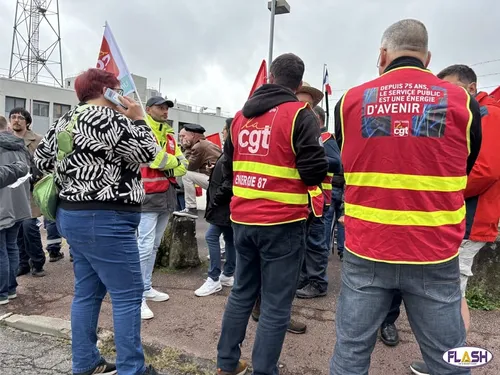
33, 101, 50, 117
5, 96, 26, 114
53, 103, 71, 119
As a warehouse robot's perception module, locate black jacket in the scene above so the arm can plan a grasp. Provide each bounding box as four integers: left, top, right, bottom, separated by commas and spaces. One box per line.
204, 153, 232, 227
221, 84, 328, 195
334, 56, 482, 175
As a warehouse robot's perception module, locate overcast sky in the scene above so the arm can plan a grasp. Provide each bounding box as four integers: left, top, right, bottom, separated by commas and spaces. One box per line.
1, 0, 499, 115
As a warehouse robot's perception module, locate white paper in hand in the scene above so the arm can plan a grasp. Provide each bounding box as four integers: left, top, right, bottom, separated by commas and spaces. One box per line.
8, 173, 32, 188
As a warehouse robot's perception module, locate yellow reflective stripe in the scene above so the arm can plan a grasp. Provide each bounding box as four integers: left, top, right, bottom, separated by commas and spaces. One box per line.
345, 202, 465, 227
233, 161, 300, 179
233, 186, 308, 205
321, 183, 332, 190
150, 150, 168, 169
308, 186, 322, 197
345, 247, 459, 265
326, 172, 334, 177
290, 103, 309, 155
344, 172, 466, 192
462, 87, 472, 155
381, 66, 433, 77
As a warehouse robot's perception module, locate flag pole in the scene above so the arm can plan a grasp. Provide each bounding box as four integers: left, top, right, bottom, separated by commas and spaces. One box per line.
321, 63, 326, 108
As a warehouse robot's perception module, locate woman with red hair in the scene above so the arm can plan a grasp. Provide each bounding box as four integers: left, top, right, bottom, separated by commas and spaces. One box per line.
35, 68, 164, 375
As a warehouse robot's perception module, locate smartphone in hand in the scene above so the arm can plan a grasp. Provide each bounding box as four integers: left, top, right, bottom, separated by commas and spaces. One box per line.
104, 88, 128, 109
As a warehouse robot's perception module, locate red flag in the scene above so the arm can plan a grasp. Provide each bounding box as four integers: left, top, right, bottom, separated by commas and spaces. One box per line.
96, 22, 136, 95
206, 133, 222, 149
249, 60, 267, 98
490, 86, 500, 102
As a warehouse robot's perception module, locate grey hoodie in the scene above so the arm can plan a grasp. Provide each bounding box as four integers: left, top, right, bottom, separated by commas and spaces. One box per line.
0, 132, 32, 230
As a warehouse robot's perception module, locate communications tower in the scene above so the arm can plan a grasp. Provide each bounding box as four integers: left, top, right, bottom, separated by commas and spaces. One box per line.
9, 0, 63, 87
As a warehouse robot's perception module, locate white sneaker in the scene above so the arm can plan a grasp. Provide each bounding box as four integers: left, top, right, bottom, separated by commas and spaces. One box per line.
220, 274, 234, 287
194, 278, 222, 297
0, 299, 9, 305
144, 288, 170, 302
141, 301, 154, 320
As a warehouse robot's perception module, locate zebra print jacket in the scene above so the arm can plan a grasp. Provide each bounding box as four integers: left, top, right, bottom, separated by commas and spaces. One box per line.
34, 105, 161, 212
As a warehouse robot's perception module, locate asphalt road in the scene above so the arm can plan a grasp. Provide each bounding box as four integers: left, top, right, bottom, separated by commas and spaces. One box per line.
1, 218, 499, 375
0, 326, 72, 375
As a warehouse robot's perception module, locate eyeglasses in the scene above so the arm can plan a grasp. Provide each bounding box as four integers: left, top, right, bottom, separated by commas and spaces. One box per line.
10, 114, 26, 121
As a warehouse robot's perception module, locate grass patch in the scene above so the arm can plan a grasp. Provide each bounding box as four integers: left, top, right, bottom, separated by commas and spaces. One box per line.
98, 336, 215, 375
466, 287, 500, 311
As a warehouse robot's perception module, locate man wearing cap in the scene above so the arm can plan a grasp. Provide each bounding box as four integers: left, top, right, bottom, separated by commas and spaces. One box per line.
173, 123, 222, 219
295, 84, 342, 298
138, 96, 188, 320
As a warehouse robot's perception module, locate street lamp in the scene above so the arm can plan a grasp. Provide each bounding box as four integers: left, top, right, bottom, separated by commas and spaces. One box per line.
267, 0, 290, 78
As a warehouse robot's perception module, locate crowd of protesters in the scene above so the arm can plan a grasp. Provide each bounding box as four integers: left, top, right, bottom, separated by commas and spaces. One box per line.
1, 16, 499, 375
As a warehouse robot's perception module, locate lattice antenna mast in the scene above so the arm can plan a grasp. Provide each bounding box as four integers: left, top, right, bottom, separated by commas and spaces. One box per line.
9, 0, 64, 87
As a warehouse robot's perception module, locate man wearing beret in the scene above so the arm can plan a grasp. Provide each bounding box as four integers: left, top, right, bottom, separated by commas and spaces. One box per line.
174, 123, 222, 219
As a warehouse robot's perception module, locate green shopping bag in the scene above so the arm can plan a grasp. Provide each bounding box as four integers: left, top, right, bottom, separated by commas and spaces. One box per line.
33, 173, 59, 221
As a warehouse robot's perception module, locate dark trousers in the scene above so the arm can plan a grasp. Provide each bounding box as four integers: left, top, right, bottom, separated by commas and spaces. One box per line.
217, 221, 306, 375
17, 218, 45, 271
382, 291, 402, 326
44, 218, 62, 255
299, 213, 329, 292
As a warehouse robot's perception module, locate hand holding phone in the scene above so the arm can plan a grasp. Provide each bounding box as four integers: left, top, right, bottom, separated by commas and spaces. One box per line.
107, 93, 144, 122
104, 88, 127, 109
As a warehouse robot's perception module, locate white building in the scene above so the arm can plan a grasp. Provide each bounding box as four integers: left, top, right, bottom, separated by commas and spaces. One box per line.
0, 77, 78, 134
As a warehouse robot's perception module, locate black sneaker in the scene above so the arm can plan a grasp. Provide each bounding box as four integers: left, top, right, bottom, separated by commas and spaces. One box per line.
49, 252, 65, 262
296, 283, 327, 299
17, 266, 30, 276
74, 358, 116, 375
338, 252, 344, 262
409, 361, 429, 375
380, 323, 399, 346
29, 259, 46, 278
173, 208, 198, 219
143, 365, 165, 374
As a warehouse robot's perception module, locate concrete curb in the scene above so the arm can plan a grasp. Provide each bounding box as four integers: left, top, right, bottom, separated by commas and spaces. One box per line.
0, 313, 71, 339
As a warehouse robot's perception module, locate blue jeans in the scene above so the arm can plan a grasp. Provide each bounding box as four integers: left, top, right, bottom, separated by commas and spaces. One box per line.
324, 187, 345, 254
57, 208, 146, 375
0, 222, 22, 300
299, 214, 329, 292
137, 211, 170, 295
17, 218, 45, 270
44, 218, 62, 255
217, 221, 306, 375
330, 251, 469, 375
177, 193, 185, 211
206, 224, 236, 281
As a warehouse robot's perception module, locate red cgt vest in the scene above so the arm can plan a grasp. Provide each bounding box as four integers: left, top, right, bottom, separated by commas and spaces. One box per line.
141, 133, 177, 194
230, 102, 313, 225
320, 131, 334, 206
341, 66, 472, 263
